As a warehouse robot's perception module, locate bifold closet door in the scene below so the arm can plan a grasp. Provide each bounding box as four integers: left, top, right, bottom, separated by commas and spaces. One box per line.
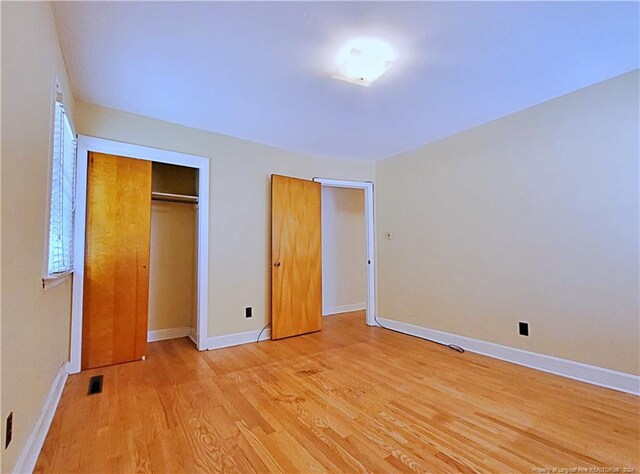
82, 152, 152, 370
271, 174, 322, 340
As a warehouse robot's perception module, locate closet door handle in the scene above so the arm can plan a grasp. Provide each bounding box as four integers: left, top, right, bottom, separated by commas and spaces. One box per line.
273, 261, 281, 267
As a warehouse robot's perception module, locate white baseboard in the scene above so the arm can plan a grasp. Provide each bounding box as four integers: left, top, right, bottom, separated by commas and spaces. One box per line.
147, 327, 191, 342
13, 361, 69, 474
207, 327, 271, 350
377, 317, 640, 396
323, 303, 366, 316
188, 328, 198, 346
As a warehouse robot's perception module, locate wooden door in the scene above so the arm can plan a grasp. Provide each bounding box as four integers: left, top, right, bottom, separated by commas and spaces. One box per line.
82, 152, 152, 370
271, 174, 322, 340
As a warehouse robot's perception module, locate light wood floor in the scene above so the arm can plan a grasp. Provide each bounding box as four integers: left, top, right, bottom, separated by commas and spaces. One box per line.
36, 311, 639, 473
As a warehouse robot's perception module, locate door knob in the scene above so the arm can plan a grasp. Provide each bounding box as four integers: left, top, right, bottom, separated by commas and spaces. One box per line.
273, 261, 281, 267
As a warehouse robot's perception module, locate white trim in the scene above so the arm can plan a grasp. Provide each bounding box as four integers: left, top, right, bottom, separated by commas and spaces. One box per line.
188, 328, 198, 346
41, 271, 72, 291
147, 327, 192, 342
323, 303, 367, 316
313, 178, 376, 327
207, 327, 272, 350
13, 362, 69, 474
377, 317, 640, 396
70, 136, 210, 374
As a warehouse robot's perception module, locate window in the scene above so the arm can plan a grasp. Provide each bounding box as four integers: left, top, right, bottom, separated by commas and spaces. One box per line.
47, 101, 77, 275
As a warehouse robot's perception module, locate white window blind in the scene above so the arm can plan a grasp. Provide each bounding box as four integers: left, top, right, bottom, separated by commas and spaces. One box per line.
47, 101, 77, 275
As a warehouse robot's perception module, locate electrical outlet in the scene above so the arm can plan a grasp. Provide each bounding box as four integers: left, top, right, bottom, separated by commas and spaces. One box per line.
245, 307, 253, 318
5, 412, 13, 449
519, 322, 529, 336
385, 232, 392, 240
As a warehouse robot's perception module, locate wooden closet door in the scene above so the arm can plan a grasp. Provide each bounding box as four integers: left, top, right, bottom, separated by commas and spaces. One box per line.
271, 174, 322, 340
82, 152, 152, 370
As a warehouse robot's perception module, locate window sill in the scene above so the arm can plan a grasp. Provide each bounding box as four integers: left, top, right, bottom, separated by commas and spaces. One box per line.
42, 270, 73, 291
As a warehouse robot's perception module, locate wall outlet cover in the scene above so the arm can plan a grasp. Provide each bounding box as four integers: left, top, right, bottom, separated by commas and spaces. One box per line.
519, 321, 529, 336
5, 412, 12, 449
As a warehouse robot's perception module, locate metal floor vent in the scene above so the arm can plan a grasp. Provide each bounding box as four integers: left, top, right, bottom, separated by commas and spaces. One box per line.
88, 375, 103, 395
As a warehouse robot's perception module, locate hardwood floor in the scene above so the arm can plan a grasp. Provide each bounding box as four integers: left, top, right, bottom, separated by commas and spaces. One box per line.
36, 311, 639, 473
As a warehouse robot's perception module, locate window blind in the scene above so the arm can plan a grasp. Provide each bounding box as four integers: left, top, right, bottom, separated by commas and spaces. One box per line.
47, 102, 77, 275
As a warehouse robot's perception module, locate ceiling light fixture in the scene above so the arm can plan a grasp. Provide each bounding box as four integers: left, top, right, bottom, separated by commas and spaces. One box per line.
333, 37, 396, 87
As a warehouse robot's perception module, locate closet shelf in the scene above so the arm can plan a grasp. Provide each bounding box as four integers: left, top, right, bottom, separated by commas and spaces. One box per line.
151, 191, 199, 204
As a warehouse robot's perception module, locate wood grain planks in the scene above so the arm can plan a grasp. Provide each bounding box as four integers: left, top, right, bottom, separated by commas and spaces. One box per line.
82, 152, 152, 370
37, 311, 639, 473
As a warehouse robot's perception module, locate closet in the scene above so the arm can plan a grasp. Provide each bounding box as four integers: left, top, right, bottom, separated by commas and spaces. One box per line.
82, 154, 198, 370
148, 162, 198, 345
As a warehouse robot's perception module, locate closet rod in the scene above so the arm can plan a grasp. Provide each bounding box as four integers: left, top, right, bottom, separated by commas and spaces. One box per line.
151, 191, 199, 204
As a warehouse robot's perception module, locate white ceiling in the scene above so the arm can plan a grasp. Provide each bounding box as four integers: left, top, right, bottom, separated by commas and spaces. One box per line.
53, 2, 639, 161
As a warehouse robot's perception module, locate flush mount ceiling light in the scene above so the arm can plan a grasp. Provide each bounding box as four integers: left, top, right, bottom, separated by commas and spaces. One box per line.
333, 37, 396, 87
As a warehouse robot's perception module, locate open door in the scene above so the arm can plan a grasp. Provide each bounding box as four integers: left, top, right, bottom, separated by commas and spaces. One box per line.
82, 152, 152, 369
271, 174, 322, 340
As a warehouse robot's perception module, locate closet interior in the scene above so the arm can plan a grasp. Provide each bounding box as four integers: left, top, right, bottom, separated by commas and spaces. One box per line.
149, 162, 199, 346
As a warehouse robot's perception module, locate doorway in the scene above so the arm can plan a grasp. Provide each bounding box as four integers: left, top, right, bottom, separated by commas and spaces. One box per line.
148, 162, 199, 344
313, 178, 376, 326
321, 186, 367, 317
69, 136, 210, 374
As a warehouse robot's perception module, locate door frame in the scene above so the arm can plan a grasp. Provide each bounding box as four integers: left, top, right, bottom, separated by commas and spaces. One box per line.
313, 178, 376, 326
69, 136, 210, 374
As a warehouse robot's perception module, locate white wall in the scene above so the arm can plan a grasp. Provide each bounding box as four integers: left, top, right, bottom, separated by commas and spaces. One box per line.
1, 2, 76, 471
321, 187, 366, 315
148, 201, 196, 332
74, 101, 376, 338
376, 71, 640, 375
